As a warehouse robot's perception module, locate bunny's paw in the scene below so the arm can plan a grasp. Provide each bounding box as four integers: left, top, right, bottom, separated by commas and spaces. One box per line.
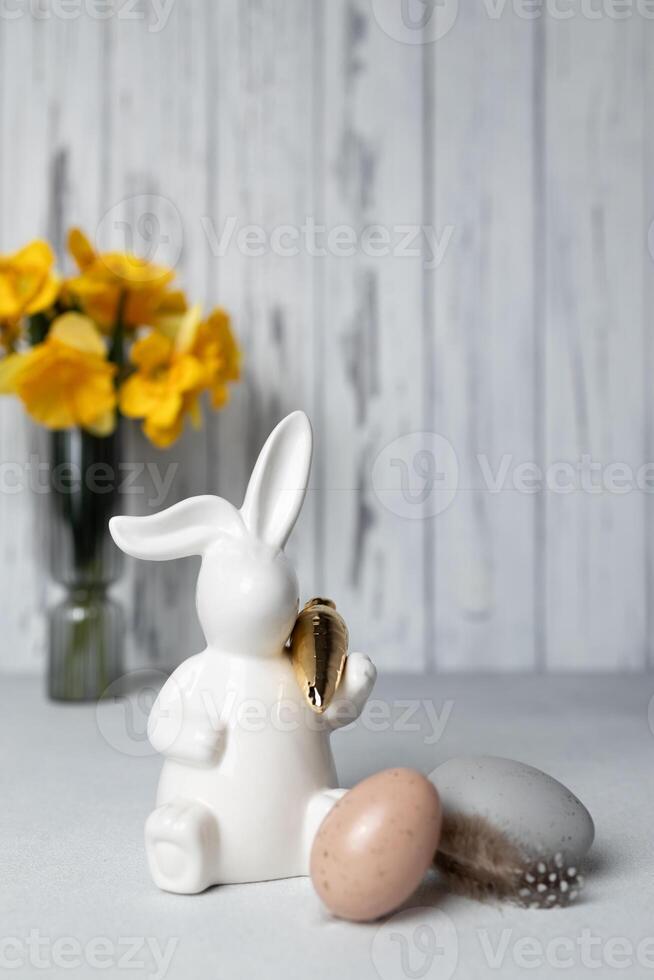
145, 799, 218, 894
345, 651, 377, 689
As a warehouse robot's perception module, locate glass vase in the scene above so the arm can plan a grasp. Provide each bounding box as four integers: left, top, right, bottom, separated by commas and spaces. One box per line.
47, 427, 125, 701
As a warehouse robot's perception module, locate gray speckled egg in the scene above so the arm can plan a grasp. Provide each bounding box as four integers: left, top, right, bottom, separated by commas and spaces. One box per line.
429, 755, 594, 863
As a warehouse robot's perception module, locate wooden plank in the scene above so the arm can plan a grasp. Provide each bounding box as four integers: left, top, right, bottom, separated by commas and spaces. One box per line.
209, 0, 319, 596
0, 12, 109, 671
0, 14, 47, 671
320, 0, 426, 670
106, 3, 213, 668
431, 7, 537, 669
646, 18, 654, 669
544, 14, 647, 670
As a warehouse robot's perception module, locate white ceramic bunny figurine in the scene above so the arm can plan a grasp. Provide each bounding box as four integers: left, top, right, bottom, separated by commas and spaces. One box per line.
109, 411, 376, 893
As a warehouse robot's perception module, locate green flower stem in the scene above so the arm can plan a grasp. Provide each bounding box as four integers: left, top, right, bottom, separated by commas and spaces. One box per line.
109, 290, 127, 377
27, 312, 50, 346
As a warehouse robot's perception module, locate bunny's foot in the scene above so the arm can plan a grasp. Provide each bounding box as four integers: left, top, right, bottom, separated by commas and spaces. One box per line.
303, 787, 346, 865
145, 799, 218, 894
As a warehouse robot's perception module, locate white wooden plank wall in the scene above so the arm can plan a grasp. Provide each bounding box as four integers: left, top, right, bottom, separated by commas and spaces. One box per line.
211, 0, 319, 595
0, 0, 650, 673
544, 12, 647, 669
431, 4, 537, 670
321, 1, 426, 670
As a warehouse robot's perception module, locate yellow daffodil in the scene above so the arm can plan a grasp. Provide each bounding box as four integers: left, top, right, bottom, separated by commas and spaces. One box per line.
149, 288, 191, 338
119, 302, 241, 448
161, 301, 241, 403
119, 323, 205, 448
0, 313, 117, 434
192, 307, 241, 408
0, 240, 59, 322
65, 228, 175, 331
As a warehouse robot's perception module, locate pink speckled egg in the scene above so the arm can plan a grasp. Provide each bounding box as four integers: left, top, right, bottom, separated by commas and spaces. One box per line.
310, 768, 442, 921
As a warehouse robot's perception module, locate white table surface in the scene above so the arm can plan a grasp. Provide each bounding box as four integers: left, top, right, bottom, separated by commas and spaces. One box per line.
2, 672, 653, 980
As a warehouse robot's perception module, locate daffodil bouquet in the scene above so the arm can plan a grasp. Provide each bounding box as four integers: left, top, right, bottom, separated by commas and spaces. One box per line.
0, 229, 240, 448
0, 230, 240, 699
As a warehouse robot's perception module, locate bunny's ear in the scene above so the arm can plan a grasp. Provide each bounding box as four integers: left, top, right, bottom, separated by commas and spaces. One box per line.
240, 411, 312, 551
109, 495, 243, 561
